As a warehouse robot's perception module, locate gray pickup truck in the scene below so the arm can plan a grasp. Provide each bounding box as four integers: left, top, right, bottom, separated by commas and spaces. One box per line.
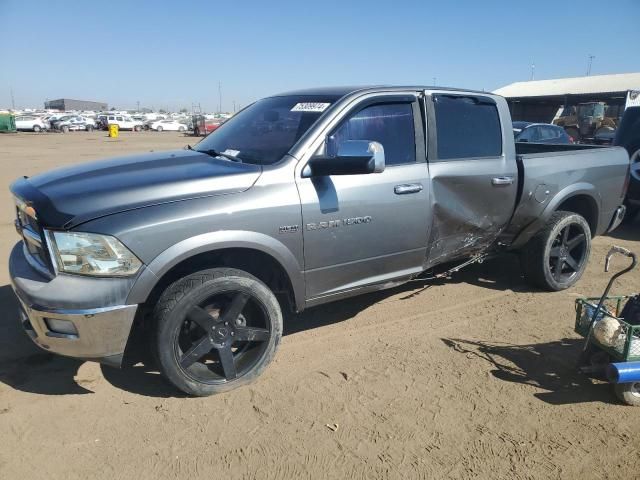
10, 86, 630, 395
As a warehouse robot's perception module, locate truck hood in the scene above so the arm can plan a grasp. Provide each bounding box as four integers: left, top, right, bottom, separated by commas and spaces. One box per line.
10, 149, 262, 228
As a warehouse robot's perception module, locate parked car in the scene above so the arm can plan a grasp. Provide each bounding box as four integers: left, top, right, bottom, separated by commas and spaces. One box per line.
9, 86, 629, 396
513, 122, 573, 144
149, 119, 188, 132
57, 116, 94, 133
14, 115, 49, 132
614, 106, 640, 222
106, 115, 143, 131
192, 115, 223, 136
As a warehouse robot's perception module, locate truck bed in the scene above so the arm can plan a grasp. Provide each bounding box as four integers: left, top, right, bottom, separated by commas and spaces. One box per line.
501, 143, 630, 248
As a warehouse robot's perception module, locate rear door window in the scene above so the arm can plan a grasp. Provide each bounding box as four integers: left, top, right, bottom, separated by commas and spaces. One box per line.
433, 95, 502, 160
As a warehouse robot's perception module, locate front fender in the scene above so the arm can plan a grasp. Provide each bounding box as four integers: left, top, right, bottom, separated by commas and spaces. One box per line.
126, 230, 305, 311
510, 182, 601, 249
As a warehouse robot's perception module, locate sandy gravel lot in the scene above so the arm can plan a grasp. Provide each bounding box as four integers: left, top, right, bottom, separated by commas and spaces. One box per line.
0, 131, 639, 479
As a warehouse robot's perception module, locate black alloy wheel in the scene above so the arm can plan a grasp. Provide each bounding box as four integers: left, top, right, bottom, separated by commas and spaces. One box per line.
174, 291, 271, 383
547, 221, 588, 283
154, 268, 282, 396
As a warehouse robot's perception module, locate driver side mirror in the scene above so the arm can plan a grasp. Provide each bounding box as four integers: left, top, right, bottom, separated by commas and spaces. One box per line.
302, 140, 385, 178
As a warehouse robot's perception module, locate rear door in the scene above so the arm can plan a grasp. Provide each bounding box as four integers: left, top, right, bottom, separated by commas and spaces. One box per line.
424, 92, 518, 267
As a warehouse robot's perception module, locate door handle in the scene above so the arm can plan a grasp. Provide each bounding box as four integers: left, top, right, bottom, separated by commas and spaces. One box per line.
491, 176, 514, 186
394, 183, 423, 195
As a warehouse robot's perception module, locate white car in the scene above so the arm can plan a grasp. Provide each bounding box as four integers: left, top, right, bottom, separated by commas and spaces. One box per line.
106, 115, 144, 131
57, 116, 95, 133
150, 120, 188, 132
15, 115, 49, 132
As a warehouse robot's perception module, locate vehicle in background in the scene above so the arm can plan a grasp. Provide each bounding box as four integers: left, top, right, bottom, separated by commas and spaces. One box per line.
106, 115, 143, 131
594, 128, 617, 145
14, 115, 49, 132
192, 114, 222, 136
614, 106, 640, 222
553, 102, 619, 143
513, 122, 573, 144
8, 86, 630, 396
149, 119, 187, 132
57, 116, 94, 133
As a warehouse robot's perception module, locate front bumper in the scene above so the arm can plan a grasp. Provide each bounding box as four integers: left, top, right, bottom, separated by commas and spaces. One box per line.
9, 242, 139, 367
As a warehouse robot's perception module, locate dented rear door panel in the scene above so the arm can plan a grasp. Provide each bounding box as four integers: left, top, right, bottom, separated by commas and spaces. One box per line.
423, 92, 518, 268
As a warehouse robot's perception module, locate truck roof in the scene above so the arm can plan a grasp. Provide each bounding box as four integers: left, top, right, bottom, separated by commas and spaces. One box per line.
272, 85, 493, 98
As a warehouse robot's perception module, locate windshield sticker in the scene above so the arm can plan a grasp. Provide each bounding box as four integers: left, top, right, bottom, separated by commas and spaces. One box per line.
222, 149, 240, 157
291, 103, 330, 113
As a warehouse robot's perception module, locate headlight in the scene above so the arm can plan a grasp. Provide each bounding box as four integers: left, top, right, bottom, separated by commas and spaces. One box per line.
46, 231, 142, 277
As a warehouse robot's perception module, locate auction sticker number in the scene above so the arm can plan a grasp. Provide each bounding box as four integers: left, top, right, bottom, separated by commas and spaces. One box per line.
291, 103, 330, 112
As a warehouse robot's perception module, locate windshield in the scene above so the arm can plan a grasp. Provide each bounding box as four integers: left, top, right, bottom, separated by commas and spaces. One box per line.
195, 95, 340, 165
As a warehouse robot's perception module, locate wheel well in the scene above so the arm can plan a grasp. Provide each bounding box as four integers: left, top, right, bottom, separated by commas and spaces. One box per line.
556, 195, 598, 236
143, 248, 297, 314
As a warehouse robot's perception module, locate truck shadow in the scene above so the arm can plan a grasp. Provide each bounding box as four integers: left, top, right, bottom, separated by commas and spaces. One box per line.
607, 217, 639, 241
0, 253, 538, 398
441, 337, 617, 405
0, 285, 92, 395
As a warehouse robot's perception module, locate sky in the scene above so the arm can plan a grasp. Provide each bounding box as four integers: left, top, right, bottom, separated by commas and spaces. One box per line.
1, 0, 638, 112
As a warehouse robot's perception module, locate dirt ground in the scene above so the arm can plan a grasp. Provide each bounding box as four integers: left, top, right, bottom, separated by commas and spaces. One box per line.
0, 131, 639, 479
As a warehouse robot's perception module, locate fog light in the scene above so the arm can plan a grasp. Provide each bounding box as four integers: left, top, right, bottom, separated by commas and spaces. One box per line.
44, 318, 78, 336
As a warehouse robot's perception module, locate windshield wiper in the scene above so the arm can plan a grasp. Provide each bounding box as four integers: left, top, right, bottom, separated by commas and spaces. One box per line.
198, 148, 243, 162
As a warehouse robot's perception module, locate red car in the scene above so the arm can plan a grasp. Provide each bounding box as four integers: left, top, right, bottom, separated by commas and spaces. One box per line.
193, 116, 223, 136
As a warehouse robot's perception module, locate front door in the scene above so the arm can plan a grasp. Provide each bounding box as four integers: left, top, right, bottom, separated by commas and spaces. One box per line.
424, 92, 518, 267
296, 98, 430, 300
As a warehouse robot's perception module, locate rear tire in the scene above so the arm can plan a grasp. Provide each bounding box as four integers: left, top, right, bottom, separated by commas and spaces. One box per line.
520, 211, 591, 291
153, 268, 283, 396
614, 383, 640, 406
157, 126, 163, 132
134, 125, 142, 132
179, 126, 186, 132
61, 125, 69, 133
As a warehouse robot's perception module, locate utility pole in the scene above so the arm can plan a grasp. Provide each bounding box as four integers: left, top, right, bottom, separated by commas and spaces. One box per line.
530, 62, 535, 80
233, 100, 236, 112
432, 77, 436, 86
218, 81, 222, 114
586, 55, 595, 76
136, 100, 140, 112
10, 87, 15, 110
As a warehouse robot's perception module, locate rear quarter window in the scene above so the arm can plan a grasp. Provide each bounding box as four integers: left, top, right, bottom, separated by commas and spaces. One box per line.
433, 95, 502, 160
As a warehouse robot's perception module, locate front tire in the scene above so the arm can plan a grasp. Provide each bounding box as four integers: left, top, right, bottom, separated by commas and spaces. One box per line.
153, 268, 283, 396
179, 126, 186, 132
61, 125, 69, 133
521, 211, 591, 291
33, 125, 41, 132
134, 125, 142, 132
156, 126, 163, 132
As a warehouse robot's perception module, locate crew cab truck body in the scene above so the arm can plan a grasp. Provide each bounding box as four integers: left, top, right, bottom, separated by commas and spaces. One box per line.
9, 86, 630, 396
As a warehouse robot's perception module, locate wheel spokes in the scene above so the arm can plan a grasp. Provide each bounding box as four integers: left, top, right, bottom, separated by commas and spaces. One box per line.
553, 256, 564, 280
217, 345, 237, 379
566, 233, 586, 251
220, 293, 249, 325
180, 335, 214, 369
564, 254, 580, 271
235, 326, 270, 342
561, 225, 570, 244
187, 306, 217, 331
